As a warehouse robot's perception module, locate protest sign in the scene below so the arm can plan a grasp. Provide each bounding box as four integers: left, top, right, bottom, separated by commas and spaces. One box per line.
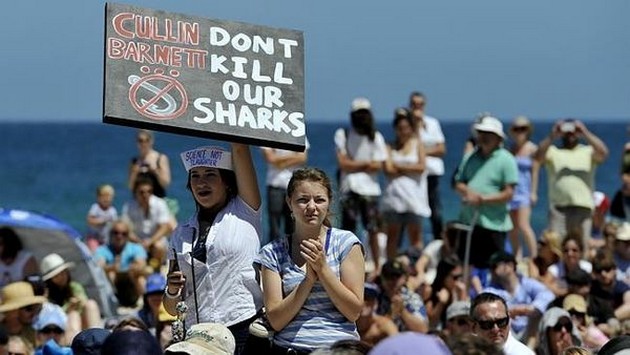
103, 3, 305, 150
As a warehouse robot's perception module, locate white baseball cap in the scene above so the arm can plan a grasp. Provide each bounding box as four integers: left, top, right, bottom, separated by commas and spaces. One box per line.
351, 97, 371, 112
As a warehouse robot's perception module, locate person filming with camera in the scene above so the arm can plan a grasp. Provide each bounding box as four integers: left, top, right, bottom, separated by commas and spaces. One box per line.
535, 119, 608, 255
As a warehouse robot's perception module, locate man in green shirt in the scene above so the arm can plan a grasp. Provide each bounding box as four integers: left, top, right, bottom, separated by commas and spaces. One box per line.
454, 116, 518, 269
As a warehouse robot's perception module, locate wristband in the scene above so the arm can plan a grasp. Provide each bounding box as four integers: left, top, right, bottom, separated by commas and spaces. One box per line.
164, 287, 181, 299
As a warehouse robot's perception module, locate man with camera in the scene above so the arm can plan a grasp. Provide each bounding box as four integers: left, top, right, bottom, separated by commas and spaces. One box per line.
536, 119, 608, 252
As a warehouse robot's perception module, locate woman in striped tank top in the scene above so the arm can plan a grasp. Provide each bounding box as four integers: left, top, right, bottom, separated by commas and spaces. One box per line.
257, 167, 365, 355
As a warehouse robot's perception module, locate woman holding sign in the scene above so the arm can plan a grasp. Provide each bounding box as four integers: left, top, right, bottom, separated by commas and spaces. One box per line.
256, 167, 365, 354
163, 143, 264, 355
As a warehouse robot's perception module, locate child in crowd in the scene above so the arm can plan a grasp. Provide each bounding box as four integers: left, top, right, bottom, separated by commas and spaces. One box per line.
86, 184, 118, 252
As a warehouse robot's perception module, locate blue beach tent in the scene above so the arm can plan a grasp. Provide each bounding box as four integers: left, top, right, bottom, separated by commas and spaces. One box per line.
0, 208, 118, 317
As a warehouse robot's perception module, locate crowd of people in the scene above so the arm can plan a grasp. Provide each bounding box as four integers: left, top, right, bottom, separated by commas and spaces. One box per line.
0, 93, 629, 355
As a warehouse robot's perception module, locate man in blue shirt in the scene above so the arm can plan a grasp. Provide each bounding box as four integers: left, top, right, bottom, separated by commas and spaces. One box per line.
483, 251, 554, 346
94, 219, 147, 307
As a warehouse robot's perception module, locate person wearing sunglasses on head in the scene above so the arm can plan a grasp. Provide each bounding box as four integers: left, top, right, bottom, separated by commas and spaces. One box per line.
536, 307, 583, 355
470, 292, 533, 355
483, 251, 555, 347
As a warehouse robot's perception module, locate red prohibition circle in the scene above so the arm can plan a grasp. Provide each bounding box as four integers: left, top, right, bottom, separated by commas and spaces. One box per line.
128, 74, 188, 121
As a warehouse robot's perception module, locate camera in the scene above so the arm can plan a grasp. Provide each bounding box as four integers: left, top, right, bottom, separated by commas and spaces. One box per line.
560, 121, 576, 133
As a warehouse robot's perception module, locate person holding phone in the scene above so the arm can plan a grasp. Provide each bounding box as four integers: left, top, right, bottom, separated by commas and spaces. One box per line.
535, 119, 609, 253
163, 144, 263, 355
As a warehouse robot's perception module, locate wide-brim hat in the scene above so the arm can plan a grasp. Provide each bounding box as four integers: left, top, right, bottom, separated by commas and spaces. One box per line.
473, 116, 505, 139
616, 222, 630, 241
41, 253, 75, 281
0, 281, 47, 312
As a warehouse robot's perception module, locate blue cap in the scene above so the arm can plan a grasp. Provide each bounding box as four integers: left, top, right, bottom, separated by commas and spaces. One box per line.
145, 273, 166, 295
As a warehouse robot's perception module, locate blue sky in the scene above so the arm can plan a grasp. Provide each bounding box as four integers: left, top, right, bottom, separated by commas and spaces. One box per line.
1, 1, 629, 123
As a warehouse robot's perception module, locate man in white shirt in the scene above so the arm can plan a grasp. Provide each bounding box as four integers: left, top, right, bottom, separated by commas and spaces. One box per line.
122, 177, 174, 270
471, 292, 534, 355
409, 92, 446, 240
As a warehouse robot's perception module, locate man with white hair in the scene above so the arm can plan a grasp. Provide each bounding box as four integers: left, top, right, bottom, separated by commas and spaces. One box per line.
453, 116, 518, 269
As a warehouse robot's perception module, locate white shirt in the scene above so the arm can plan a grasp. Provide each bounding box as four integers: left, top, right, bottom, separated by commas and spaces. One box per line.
503, 331, 535, 355
263, 138, 310, 189
335, 127, 387, 196
167, 197, 263, 327
122, 195, 171, 240
418, 115, 446, 176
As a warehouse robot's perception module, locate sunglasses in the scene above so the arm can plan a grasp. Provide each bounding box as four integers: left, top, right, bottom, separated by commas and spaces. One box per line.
511, 126, 529, 132
40, 325, 64, 334
20, 304, 41, 313
552, 320, 573, 332
475, 316, 509, 330
111, 230, 129, 237
595, 266, 614, 273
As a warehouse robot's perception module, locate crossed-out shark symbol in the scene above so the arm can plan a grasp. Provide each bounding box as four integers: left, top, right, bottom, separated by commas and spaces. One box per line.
128, 67, 188, 120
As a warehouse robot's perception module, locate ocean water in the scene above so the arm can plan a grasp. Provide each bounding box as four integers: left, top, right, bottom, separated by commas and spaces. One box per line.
0, 120, 627, 246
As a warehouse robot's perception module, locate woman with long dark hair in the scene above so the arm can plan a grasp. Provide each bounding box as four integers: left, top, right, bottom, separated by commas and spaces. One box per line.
425, 254, 467, 329
163, 144, 263, 355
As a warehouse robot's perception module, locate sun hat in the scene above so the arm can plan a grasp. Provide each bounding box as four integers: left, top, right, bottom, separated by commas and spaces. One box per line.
71, 328, 111, 355
0, 281, 47, 312
145, 273, 166, 296
540, 230, 562, 258
180, 146, 232, 172
351, 97, 371, 113
164, 322, 236, 355
446, 301, 471, 321
473, 116, 505, 139
369, 332, 451, 355
511, 115, 531, 129
616, 222, 630, 241
41, 253, 75, 281
562, 294, 587, 313
34, 303, 68, 332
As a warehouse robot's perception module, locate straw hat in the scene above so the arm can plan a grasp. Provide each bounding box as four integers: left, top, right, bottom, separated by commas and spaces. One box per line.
0, 281, 47, 312
540, 230, 562, 258
41, 253, 75, 281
